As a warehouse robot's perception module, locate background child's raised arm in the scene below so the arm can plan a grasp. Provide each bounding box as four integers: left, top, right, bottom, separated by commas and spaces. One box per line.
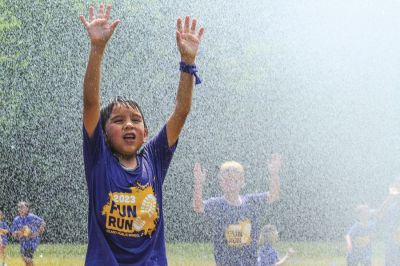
276, 248, 295, 266
193, 162, 206, 213
374, 182, 400, 220
80, 4, 120, 137
345, 234, 353, 254
267, 153, 282, 204
166, 16, 204, 147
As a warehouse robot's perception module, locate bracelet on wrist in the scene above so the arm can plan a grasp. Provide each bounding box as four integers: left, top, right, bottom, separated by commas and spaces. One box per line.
179, 61, 202, 85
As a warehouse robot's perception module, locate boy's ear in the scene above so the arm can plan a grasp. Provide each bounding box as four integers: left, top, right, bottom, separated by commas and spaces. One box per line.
239, 175, 245, 188
144, 128, 149, 142
240, 180, 245, 189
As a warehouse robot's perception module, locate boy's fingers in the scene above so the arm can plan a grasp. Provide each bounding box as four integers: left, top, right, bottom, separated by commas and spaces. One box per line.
110, 20, 121, 32
176, 31, 181, 46
190, 19, 197, 34
184, 16, 190, 33
98, 4, 105, 18
89, 5, 95, 21
105, 4, 112, 20
197, 27, 205, 42
80, 15, 89, 29
176, 17, 182, 33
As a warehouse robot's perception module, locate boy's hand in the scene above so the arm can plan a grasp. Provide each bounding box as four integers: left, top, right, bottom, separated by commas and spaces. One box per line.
80, 4, 120, 47
267, 153, 282, 177
287, 248, 296, 257
193, 162, 207, 185
389, 186, 400, 196
176, 16, 205, 64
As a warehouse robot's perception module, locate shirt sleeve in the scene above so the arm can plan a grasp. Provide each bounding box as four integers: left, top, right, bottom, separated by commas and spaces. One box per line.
11, 218, 19, 232
203, 197, 222, 220
33, 215, 44, 226
143, 125, 178, 185
245, 192, 269, 214
83, 119, 107, 184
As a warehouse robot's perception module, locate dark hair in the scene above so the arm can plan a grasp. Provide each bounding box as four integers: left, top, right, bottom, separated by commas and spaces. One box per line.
18, 201, 31, 209
100, 96, 147, 132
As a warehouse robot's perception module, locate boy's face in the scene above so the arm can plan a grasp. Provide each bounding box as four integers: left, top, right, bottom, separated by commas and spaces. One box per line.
219, 170, 245, 196
269, 229, 279, 244
18, 204, 29, 217
105, 104, 148, 157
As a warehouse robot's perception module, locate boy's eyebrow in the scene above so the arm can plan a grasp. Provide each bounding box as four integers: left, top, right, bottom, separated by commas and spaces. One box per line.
110, 115, 123, 120
130, 114, 143, 119
110, 113, 143, 120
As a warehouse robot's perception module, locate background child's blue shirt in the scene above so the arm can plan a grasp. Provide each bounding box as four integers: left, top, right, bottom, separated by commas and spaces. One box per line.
347, 221, 375, 261
381, 199, 400, 265
204, 193, 269, 266
0, 221, 10, 245
83, 120, 176, 266
257, 243, 279, 266
11, 213, 44, 250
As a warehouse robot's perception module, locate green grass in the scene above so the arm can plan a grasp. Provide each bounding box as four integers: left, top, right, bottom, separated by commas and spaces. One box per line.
1, 241, 385, 266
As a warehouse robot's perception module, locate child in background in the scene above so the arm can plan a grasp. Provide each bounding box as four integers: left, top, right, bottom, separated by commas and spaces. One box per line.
193, 154, 282, 265
80, 4, 204, 265
0, 210, 10, 266
375, 179, 400, 266
11, 201, 45, 266
257, 224, 295, 266
345, 204, 375, 266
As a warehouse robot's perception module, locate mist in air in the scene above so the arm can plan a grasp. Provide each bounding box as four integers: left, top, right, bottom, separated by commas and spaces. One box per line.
1, 0, 400, 260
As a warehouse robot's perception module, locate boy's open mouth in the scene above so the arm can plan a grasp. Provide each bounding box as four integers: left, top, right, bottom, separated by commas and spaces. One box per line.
123, 133, 136, 140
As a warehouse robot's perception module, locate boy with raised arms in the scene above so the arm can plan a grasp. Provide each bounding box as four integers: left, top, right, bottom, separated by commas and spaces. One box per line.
80, 3, 204, 265
193, 154, 282, 265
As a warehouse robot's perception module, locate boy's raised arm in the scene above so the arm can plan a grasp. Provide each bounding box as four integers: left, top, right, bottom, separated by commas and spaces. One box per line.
375, 185, 400, 220
80, 4, 120, 137
275, 248, 295, 266
345, 234, 353, 254
166, 16, 204, 147
193, 162, 206, 213
267, 153, 282, 204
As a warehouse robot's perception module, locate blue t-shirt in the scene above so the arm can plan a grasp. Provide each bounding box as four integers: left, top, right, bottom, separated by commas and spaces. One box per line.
11, 213, 44, 250
257, 243, 279, 266
83, 120, 176, 266
381, 199, 400, 265
204, 193, 269, 266
0, 221, 10, 246
347, 221, 374, 260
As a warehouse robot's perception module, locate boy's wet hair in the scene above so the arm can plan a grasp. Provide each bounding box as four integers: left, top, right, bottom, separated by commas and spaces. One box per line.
18, 201, 31, 209
100, 96, 147, 132
218, 161, 244, 179
259, 224, 278, 245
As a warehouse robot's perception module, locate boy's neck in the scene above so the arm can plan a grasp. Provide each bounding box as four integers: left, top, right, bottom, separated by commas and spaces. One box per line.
223, 194, 242, 206
118, 155, 138, 170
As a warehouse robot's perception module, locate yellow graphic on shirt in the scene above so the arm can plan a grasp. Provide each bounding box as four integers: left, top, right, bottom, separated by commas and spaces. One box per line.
224, 219, 252, 247
102, 184, 159, 237
0, 229, 7, 236
353, 236, 370, 248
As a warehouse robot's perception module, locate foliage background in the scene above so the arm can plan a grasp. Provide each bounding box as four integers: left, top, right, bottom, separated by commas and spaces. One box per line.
1, 0, 400, 243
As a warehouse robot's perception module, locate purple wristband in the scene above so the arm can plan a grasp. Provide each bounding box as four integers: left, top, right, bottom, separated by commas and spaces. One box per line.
179, 61, 201, 85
